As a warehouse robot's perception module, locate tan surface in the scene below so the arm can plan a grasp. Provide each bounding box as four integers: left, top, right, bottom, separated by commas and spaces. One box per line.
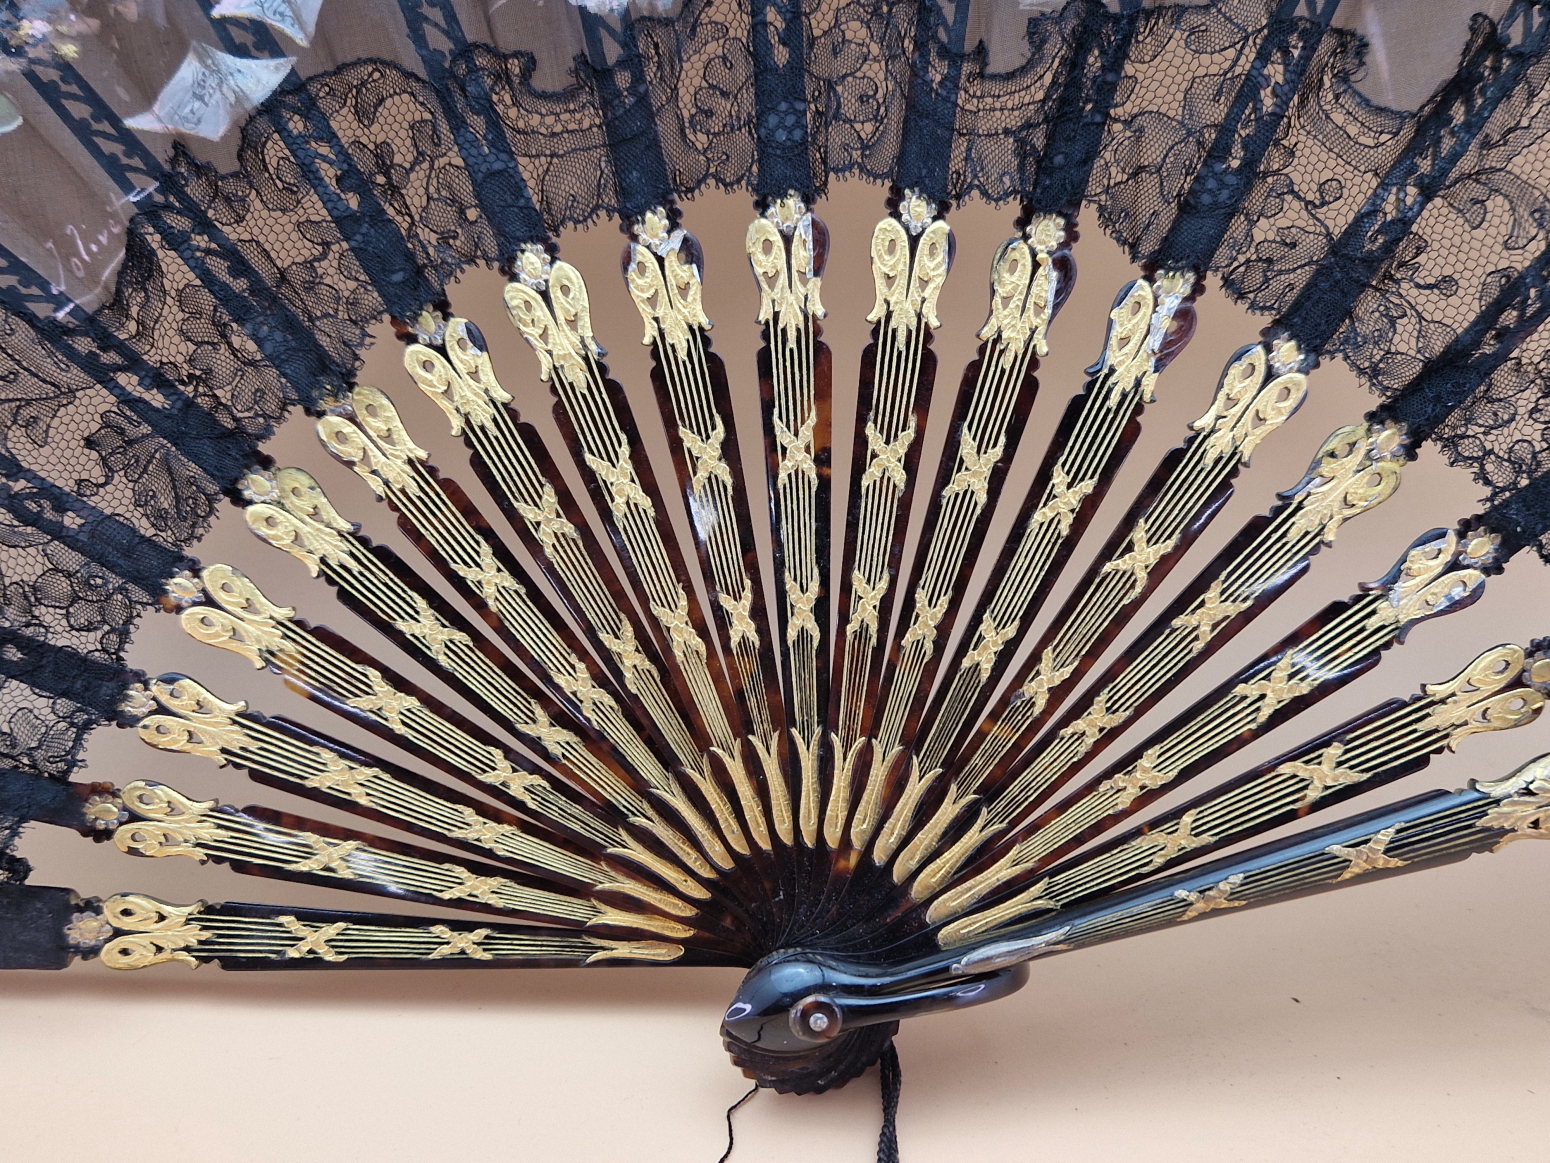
4, 182, 1549, 1161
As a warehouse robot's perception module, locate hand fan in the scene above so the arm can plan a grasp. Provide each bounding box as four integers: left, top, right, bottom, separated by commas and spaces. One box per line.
2, 0, 1549, 1151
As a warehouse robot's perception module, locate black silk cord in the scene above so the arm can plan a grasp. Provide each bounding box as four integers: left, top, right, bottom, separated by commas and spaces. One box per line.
717, 1085, 758, 1163
713, 1041, 902, 1162
877, 1041, 902, 1163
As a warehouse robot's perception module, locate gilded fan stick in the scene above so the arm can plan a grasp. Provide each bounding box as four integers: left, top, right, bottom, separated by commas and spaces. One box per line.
3, 1, 1550, 1150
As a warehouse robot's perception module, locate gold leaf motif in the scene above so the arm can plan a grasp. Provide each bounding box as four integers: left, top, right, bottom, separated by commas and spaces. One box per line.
900, 588, 950, 653
960, 612, 1020, 682
1097, 745, 1169, 809
1232, 653, 1319, 727
99, 895, 208, 971
1127, 808, 1215, 869
860, 418, 916, 491
872, 759, 944, 865
453, 544, 523, 605
824, 735, 869, 848
284, 833, 363, 878
1324, 826, 1408, 881
1017, 649, 1077, 716
1099, 518, 1179, 600
650, 587, 707, 664
894, 783, 981, 882
1284, 422, 1406, 545
1058, 690, 1128, 751
1275, 742, 1366, 808
427, 925, 494, 960
1174, 873, 1245, 921
503, 256, 602, 392
512, 483, 579, 551
936, 876, 1057, 947
137, 676, 251, 765
718, 579, 760, 649
584, 440, 656, 518
1476, 755, 1550, 848
679, 418, 734, 496
941, 429, 1004, 509
790, 728, 822, 847
391, 593, 473, 665
278, 915, 349, 961
345, 667, 422, 733
784, 573, 821, 645
1420, 644, 1545, 749
1031, 466, 1095, 535
114, 782, 227, 861
747, 199, 824, 349
1170, 578, 1253, 653
926, 848, 1034, 926
584, 937, 686, 964
846, 571, 889, 640
774, 411, 818, 485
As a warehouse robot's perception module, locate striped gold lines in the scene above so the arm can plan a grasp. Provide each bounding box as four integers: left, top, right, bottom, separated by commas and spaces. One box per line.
827, 194, 955, 846
93, 894, 684, 970
110, 779, 693, 939
903, 269, 1194, 802
947, 338, 1310, 804
965, 421, 1411, 833
172, 563, 716, 885
504, 245, 758, 859
402, 319, 711, 824
750, 195, 829, 845
132, 674, 703, 913
930, 639, 1547, 938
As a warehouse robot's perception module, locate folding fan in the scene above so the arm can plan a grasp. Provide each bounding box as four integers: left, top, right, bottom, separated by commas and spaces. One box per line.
3, 0, 1550, 1150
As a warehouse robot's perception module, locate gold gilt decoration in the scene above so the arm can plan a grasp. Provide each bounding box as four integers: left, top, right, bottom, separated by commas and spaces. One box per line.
1284, 421, 1407, 545
1189, 338, 1309, 465
1018, 650, 1078, 717
1420, 644, 1547, 748
846, 572, 889, 640
785, 574, 820, 643
680, 419, 734, 494
718, 581, 759, 649
1231, 653, 1320, 726
747, 194, 825, 349
867, 193, 952, 342
1171, 579, 1253, 652
429, 926, 494, 960
1099, 519, 1179, 599
1174, 873, 1246, 921
1127, 809, 1215, 869
900, 589, 951, 652
775, 413, 818, 483
98, 895, 208, 971
1096, 745, 1167, 810
1058, 691, 1128, 751
1363, 527, 1490, 632
1476, 755, 1550, 848
512, 484, 579, 551
941, 430, 1004, 509
279, 915, 349, 961
1276, 742, 1367, 807
113, 781, 227, 861
860, 420, 916, 491
980, 215, 1066, 363
585, 441, 656, 518
179, 564, 297, 670
1031, 466, 1094, 534
961, 614, 1020, 682
1323, 827, 1407, 881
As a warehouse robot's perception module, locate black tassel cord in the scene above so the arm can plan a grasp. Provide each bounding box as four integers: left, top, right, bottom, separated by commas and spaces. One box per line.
716, 1042, 902, 1162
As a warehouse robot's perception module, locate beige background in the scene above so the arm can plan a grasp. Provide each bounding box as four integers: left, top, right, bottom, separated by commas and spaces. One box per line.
3, 181, 1549, 1161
